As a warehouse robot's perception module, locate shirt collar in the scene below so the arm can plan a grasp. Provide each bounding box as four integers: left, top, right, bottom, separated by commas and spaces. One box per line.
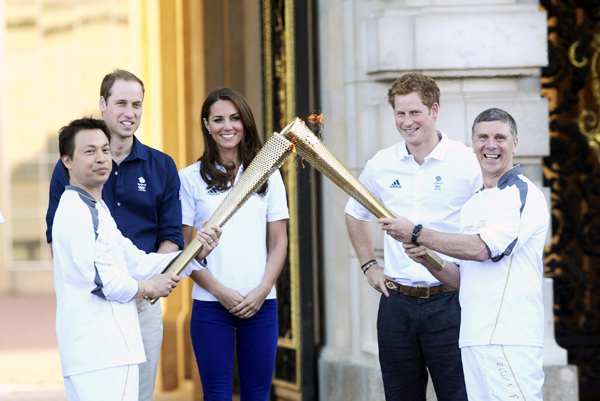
122, 136, 149, 163
215, 162, 245, 183
397, 130, 449, 162
65, 185, 97, 203
497, 165, 522, 189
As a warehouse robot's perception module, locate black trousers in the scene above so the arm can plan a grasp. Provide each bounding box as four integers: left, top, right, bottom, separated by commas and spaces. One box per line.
377, 290, 467, 401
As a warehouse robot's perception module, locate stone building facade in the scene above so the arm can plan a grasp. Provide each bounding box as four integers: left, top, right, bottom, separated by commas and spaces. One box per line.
316, 1, 577, 399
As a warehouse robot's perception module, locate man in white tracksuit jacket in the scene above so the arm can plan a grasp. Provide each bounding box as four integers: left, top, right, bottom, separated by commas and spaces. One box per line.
52, 117, 221, 401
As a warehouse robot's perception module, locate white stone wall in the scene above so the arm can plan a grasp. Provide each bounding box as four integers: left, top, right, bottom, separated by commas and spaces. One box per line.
316, 1, 574, 400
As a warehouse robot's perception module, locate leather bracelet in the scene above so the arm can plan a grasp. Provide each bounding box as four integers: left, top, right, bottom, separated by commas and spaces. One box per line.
411, 224, 423, 246
360, 259, 376, 270
362, 260, 378, 275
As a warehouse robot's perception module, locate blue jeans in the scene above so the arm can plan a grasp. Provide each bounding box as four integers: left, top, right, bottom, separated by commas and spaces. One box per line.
377, 290, 467, 401
190, 299, 278, 401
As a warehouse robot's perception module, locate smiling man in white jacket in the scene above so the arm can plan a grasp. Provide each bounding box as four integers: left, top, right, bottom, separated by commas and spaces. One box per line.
52, 117, 220, 401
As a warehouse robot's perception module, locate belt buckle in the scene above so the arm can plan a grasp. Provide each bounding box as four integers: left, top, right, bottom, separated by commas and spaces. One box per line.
385, 281, 398, 291
417, 286, 430, 299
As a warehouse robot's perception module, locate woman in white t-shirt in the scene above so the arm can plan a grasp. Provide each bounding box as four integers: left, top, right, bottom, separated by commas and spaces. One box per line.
180, 87, 289, 400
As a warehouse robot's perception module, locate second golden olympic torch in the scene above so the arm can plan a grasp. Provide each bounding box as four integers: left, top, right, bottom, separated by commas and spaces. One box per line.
147, 132, 295, 304
281, 118, 445, 271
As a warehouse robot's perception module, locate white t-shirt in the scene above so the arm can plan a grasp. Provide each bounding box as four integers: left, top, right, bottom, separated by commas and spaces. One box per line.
0, 209, 4, 224
458, 166, 549, 348
53, 186, 200, 377
179, 161, 289, 301
344, 131, 482, 286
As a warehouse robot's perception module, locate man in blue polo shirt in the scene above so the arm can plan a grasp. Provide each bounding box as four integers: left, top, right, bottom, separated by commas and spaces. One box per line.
46, 69, 183, 401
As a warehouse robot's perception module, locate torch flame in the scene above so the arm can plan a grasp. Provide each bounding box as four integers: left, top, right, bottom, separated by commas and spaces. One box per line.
288, 137, 305, 168
307, 113, 323, 126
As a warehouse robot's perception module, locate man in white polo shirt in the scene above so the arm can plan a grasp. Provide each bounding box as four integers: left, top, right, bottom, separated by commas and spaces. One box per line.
390, 108, 549, 400
52, 117, 220, 400
345, 73, 481, 400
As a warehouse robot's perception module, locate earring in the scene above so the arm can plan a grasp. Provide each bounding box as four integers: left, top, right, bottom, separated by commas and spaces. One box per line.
208, 130, 212, 135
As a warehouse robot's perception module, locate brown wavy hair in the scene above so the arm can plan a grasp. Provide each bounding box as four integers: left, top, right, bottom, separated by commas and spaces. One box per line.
199, 87, 267, 195
387, 73, 440, 110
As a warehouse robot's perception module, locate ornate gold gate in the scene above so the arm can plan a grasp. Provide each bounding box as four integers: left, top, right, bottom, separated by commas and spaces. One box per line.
262, 1, 320, 400
541, 2, 600, 399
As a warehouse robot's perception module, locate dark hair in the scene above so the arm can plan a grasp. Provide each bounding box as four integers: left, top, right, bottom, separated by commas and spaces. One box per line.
387, 73, 440, 110
59, 118, 110, 177
100, 69, 145, 101
198, 87, 267, 195
471, 108, 518, 138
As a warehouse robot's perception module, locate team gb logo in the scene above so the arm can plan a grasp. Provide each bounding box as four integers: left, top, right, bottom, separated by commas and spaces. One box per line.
138, 177, 147, 192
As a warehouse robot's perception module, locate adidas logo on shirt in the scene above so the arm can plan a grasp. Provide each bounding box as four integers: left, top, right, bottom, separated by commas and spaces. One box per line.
389, 179, 402, 189
207, 188, 220, 196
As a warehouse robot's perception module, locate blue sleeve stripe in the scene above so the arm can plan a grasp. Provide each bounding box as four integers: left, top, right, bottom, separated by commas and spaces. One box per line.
494, 171, 528, 262
91, 265, 106, 299
69, 187, 106, 299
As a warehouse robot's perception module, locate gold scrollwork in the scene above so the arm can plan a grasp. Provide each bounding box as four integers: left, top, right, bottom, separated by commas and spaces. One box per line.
577, 34, 600, 162
263, 0, 302, 393
569, 41, 589, 68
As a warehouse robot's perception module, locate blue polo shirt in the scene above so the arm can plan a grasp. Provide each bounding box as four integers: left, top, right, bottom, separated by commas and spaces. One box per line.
46, 136, 184, 253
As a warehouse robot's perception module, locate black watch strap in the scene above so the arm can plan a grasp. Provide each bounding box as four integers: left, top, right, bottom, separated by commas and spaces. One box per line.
411, 224, 423, 246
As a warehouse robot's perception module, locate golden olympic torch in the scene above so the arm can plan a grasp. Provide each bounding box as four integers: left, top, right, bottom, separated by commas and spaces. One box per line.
281, 118, 445, 271
148, 133, 295, 304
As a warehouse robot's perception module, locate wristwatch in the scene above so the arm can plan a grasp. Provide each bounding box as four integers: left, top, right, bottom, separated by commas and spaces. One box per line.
411, 224, 423, 246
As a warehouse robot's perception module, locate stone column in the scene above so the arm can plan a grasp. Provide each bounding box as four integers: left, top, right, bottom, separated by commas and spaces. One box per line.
0, 0, 11, 295
318, 1, 576, 400
542, 278, 579, 400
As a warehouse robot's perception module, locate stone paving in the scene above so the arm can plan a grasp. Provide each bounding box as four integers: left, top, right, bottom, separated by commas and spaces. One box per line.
0, 387, 194, 401
0, 295, 193, 401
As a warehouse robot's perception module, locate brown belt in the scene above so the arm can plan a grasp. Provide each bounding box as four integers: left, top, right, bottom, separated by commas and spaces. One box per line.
385, 280, 458, 299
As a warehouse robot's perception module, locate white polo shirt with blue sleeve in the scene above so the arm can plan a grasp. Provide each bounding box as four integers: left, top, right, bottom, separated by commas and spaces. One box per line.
53, 186, 202, 377
458, 165, 549, 348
